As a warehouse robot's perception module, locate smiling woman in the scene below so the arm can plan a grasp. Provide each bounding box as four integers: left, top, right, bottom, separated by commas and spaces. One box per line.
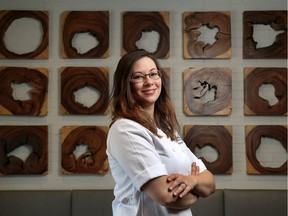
107, 49, 215, 216
129, 57, 162, 111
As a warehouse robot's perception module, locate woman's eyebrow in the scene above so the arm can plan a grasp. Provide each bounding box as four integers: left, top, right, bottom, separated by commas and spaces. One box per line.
133, 68, 158, 74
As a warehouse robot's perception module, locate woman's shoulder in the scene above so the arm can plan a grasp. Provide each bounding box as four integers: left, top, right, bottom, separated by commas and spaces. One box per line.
108, 118, 154, 141
112, 118, 139, 126
110, 118, 147, 132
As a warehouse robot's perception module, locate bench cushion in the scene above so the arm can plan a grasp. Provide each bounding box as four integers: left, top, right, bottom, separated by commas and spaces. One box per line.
0, 190, 71, 216
224, 189, 287, 216
190, 190, 224, 216
71, 190, 114, 216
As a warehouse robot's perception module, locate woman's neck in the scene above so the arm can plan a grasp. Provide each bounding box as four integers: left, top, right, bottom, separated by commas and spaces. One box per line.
140, 106, 154, 120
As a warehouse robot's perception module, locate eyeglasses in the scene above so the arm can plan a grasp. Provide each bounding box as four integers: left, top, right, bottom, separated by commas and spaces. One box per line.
130, 70, 161, 83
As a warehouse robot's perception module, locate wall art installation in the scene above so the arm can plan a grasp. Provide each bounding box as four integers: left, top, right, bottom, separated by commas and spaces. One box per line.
122, 11, 170, 58
61, 126, 109, 175
245, 125, 287, 175
244, 67, 287, 116
183, 67, 232, 115
0, 125, 48, 175
60, 67, 109, 115
183, 11, 231, 59
243, 10, 287, 59
0, 67, 48, 116
61, 11, 109, 58
0, 10, 48, 59
184, 125, 233, 174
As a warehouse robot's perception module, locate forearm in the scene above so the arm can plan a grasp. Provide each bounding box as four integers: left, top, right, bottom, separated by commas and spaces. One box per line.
191, 170, 215, 197
142, 170, 214, 209
142, 175, 198, 209
165, 192, 198, 210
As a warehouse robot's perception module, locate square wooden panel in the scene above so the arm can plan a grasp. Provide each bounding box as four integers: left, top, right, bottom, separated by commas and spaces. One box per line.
245, 125, 287, 175
244, 67, 287, 116
243, 11, 287, 59
183, 11, 231, 59
184, 125, 233, 174
0, 67, 48, 116
0, 125, 48, 175
61, 11, 109, 59
60, 67, 109, 115
122, 11, 170, 59
0, 10, 48, 59
61, 125, 109, 175
183, 67, 232, 115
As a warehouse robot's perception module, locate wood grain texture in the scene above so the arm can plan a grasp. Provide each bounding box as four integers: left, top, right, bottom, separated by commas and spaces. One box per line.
60, 67, 109, 115
184, 125, 233, 174
61, 126, 109, 175
183, 11, 231, 59
61, 11, 109, 58
0, 10, 48, 59
0, 67, 48, 116
244, 67, 287, 116
122, 11, 170, 59
243, 10, 287, 59
183, 67, 232, 115
0, 125, 48, 175
245, 125, 287, 175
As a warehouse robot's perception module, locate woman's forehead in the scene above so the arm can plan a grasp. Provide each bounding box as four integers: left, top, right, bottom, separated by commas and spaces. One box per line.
132, 57, 157, 72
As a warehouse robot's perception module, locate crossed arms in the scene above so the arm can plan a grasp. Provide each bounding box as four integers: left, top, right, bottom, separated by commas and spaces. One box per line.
141, 162, 215, 210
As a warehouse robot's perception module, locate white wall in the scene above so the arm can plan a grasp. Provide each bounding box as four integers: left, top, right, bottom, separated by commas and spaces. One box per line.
0, 0, 287, 190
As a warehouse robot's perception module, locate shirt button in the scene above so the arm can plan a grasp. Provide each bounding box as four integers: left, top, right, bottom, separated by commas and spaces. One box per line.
122, 198, 129, 204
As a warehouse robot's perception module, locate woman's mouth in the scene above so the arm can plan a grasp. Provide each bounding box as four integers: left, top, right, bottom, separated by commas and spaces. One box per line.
142, 89, 156, 94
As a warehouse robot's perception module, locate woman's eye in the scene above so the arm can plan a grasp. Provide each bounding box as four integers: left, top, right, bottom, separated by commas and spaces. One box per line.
150, 72, 158, 77
132, 75, 143, 79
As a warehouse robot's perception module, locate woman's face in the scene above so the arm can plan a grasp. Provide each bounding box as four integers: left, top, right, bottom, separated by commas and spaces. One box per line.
130, 56, 162, 110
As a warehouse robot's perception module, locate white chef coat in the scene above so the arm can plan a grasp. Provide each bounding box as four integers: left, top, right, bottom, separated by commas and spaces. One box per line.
106, 118, 207, 216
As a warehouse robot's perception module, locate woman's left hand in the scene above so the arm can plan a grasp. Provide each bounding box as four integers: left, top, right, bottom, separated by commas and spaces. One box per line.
167, 162, 200, 198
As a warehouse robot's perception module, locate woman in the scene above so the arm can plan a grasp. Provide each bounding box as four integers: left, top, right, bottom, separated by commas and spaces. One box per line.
107, 49, 215, 216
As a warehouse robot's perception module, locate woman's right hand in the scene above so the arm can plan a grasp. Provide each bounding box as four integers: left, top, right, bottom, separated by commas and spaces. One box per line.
167, 162, 200, 198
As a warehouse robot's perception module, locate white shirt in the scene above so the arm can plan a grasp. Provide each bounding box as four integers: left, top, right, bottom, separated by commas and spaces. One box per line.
106, 118, 207, 216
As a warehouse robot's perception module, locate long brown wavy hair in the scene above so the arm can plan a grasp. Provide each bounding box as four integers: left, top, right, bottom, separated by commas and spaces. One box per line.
110, 49, 179, 140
